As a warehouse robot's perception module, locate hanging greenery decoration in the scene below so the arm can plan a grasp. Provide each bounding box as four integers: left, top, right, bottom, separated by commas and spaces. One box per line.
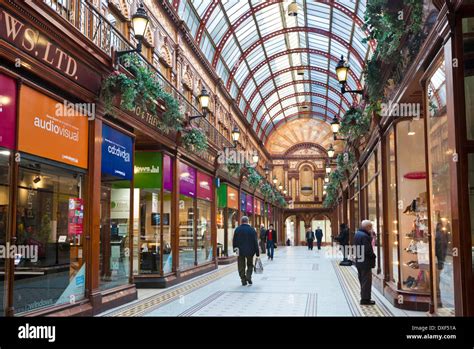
226, 162, 242, 177
181, 126, 208, 153
362, 0, 424, 103
100, 54, 184, 134
336, 152, 356, 175
246, 166, 262, 190
339, 107, 371, 142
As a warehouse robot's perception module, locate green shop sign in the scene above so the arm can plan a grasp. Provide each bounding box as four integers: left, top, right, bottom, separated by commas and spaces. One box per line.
217, 183, 227, 208
135, 152, 162, 189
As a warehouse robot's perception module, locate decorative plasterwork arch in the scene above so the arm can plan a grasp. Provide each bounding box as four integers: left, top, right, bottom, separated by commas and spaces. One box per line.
285, 143, 328, 158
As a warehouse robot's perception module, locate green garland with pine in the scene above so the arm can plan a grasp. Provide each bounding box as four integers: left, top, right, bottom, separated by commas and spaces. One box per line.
339, 107, 371, 142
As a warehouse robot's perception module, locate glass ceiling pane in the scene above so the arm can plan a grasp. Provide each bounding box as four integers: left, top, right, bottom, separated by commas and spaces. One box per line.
177, 0, 369, 139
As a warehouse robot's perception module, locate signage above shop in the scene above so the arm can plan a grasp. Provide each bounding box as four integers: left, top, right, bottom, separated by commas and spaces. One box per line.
197, 171, 213, 201
135, 152, 162, 189
241, 192, 246, 212
246, 195, 253, 214
101, 124, 133, 179
18, 85, 88, 168
163, 154, 173, 192
0, 8, 101, 93
179, 162, 196, 197
0, 73, 16, 150
227, 186, 238, 210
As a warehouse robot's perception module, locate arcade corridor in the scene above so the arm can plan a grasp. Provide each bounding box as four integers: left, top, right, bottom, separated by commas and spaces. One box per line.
99, 247, 422, 317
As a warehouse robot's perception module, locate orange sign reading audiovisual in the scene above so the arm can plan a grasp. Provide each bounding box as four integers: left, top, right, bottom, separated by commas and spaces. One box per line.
18, 85, 88, 168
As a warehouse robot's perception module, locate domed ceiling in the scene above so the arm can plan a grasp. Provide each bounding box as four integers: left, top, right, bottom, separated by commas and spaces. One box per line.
173, 0, 372, 152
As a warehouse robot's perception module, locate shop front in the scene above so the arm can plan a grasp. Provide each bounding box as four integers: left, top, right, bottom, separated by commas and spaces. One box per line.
216, 183, 239, 263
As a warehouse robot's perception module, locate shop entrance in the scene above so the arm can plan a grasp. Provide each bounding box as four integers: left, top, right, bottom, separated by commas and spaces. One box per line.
284, 215, 296, 246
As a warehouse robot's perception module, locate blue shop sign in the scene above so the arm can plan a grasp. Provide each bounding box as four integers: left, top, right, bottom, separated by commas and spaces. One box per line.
101, 124, 133, 180
240, 192, 246, 212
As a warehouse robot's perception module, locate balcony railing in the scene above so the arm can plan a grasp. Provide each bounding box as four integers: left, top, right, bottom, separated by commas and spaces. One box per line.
43, 0, 233, 151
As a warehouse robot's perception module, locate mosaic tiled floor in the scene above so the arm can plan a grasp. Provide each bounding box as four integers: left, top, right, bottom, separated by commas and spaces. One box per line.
100, 247, 427, 317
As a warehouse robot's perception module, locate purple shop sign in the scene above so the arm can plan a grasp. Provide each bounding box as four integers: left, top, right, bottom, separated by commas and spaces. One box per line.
163, 154, 173, 192
179, 162, 196, 197
246, 195, 253, 214
240, 192, 246, 212
0, 73, 17, 150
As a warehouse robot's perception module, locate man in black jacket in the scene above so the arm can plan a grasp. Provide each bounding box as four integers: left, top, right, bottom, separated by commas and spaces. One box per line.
315, 227, 323, 250
259, 224, 267, 254
305, 228, 315, 250
264, 224, 277, 260
336, 223, 351, 266
233, 216, 260, 286
354, 220, 377, 305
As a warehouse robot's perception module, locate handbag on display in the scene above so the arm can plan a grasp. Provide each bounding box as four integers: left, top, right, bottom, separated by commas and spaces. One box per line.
254, 257, 264, 274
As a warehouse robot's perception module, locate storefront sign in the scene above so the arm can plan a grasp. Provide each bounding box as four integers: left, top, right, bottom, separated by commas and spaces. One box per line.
0, 8, 100, 93
18, 85, 88, 168
0, 73, 16, 149
179, 162, 196, 197
197, 171, 213, 201
246, 195, 253, 214
260, 200, 264, 216
403, 171, 427, 180
241, 192, 246, 212
254, 199, 259, 216
101, 124, 133, 179
217, 184, 227, 208
68, 198, 84, 235
227, 186, 238, 210
135, 152, 162, 188
163, 154, 173, 192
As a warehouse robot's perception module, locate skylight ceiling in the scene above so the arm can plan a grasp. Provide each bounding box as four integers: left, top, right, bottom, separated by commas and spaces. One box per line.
173, 0, 373, 144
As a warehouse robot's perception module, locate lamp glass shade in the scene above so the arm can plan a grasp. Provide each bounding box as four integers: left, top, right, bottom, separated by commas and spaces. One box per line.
288, 2, 298, 16
324, 177, 329, 183
335, 56, 348, 84
252, 152, 259, 164
330, 118, 340, 134
131, 5, 149, 38
199, 88, 210, 110
278, 183, 283, 190
326, 167, 331, 174
327, 145, 335, 158
283, 190, 287, 195
273, 177, 277, 184
231, 127, 240, 142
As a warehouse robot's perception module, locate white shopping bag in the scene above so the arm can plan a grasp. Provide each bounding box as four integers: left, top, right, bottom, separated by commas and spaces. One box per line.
254, 257, 264, 274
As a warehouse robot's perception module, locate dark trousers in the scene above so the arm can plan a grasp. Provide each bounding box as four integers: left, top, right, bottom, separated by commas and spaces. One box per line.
356, 266, 373, 301
260, 239, 266, 254
316, 239, 322, 250
266, 241, 275, 259
307, 240, 313, 250
238, 255, 254, 281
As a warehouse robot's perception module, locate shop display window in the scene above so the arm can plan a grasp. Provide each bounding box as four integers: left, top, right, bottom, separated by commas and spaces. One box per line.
178, 195, 195, 270
196, 199, 212, 264
426, 60, 455, 313
0, 151, 10, 315
462, 17, 474, 140
14, 158, 85, 314
217, 208, 225, 257
137, 189, 162, 274
227, 209, 238, 256
396, 119, 429, 292
162, 191, 172, 274
99, 125, 133, 291
386, 130, 399, 284
376, 144, 384, 274
467, 154, 474, 273
100, 183, 132, 290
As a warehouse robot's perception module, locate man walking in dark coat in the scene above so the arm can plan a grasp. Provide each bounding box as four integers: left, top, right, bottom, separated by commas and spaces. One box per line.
264, 224, 277, 260
305, 228, 315, 250
336, 223, 351, 265
259, 224, 267, 254
233, 216, 260, 286
315, 227, 323, 250
354, 220, 377, 305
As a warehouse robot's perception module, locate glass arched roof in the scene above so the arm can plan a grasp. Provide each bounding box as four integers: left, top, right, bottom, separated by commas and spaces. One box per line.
172, 0, 373, 143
